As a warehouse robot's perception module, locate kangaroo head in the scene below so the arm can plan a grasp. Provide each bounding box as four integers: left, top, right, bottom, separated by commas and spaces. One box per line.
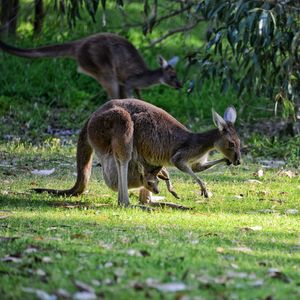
212, 106, 241, 166
158, 56, 182, 90
143, 167, 162, 194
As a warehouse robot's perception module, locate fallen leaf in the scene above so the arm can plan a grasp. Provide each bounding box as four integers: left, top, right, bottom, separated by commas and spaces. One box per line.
0, 236, 19, 242
246, 179, 262, 184
71, 233, 86, 239
230, 263, 239, 269
54, 288, 71, 299
254, 169, 264, 177
240, 226, 262, 232
31, 168, 55, 176
42, 256, 52, 263
73, 291, 97, 300
285, 209, 299, 215
230, 247, 252, 253
127, 249, 142, 257
99, 241, 113, 250
256, 209, 277, 214
0, 210, 12, 219
24, 247, 38, 254
2, 255, 22, 263
197, 275, 227, 286
147, 281, 187, 293
22, 287, 57, 300
277, 170, 296, 178
104, 261, 114, 268
226, 271, 257, 280
249, 279, 264, 287
216, 247, 225, 253
258, 190, 269, 196
114, 268, 125, 278
36, 269, 47, 277
74, 281, 95, 293
268, 268, 291, 283
259, 160, 285, 168
91, 280, 101, 287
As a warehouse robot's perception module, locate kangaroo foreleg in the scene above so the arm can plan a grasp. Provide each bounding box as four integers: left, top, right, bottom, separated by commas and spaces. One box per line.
172, 155, 209, 198
33, 122, 93, 196
191, 158, 228, 173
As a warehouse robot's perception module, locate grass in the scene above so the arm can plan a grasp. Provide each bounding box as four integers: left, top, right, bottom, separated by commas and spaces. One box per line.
0, 2, 299, 299
0, 142, 300, 299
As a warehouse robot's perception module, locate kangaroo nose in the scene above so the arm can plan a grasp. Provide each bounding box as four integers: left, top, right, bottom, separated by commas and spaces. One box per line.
153, 188, 159, 194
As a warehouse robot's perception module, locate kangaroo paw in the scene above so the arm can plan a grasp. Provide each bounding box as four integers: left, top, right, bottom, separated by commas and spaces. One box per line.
169, 190, 180, 199
201, 188, 209, 198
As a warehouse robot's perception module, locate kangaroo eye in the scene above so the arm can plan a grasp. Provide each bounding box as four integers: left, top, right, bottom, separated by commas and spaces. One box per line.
228, 142, 235, 148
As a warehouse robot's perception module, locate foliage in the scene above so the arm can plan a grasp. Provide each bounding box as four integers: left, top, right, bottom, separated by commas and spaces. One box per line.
52, 0, 300, 115
194, 0, 300, 111
250, 134, 300, 166
0, 141, 300, 299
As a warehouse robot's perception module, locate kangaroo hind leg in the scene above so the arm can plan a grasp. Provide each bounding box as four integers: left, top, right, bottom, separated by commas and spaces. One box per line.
110, 109, 134, 206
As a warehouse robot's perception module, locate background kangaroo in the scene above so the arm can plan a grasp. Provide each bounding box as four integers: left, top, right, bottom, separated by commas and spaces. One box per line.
33, 99, 241, 206
0, 33, 181, 98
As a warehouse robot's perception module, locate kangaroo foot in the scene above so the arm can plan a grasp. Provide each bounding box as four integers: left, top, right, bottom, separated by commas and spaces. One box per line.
201, 187, 209, 198
169, 190, 180, 199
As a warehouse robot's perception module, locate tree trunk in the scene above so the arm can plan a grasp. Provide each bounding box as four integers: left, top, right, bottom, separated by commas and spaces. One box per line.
0, 0, 9, 37
34, 0, 44, 36
0, 0, 19, 37
8, 0, 19, 36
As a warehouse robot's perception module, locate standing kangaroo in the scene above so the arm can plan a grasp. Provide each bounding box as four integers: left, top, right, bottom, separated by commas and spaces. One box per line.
0, 33, 181, 98
33, 99, 241, 206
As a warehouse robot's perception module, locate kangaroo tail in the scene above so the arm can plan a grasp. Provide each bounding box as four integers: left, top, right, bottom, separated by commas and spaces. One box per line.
0, 40, 76, 58
33, 121, 93, 196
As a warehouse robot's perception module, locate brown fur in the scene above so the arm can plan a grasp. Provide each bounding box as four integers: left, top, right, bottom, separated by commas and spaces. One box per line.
33, 99, 241, 206
0, 33, 181, 98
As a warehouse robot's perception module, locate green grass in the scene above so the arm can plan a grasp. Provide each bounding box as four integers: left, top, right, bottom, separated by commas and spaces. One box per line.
0, 142, 300, 299
0, 2, 299, 299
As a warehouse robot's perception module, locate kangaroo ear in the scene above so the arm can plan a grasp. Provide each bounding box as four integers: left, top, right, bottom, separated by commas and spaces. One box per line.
224, 106, 237, 124
212, 109, 227, 131
167, 56, 179, 67
158, 55, 169, 69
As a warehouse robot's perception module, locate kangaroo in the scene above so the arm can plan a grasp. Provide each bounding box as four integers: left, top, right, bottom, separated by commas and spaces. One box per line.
33, 99, 241, 207
34, 148, 181, 207
0, 33, 181, 98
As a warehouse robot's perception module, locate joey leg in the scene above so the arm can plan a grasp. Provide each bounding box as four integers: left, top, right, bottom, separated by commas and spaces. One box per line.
138, 188, 190, 210
158, 168, 180, 199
